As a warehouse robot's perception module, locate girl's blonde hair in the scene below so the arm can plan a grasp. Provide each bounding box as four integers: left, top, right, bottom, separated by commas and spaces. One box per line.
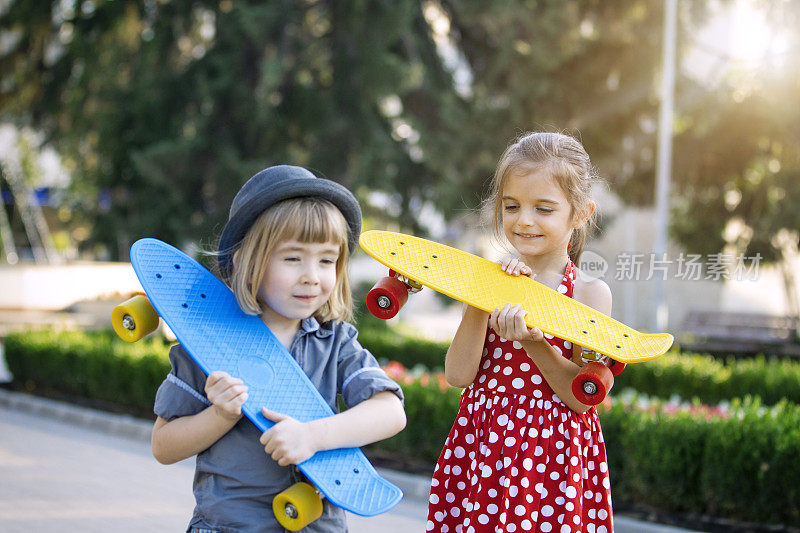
484, 131, 601, 264
228, 198, 353, 323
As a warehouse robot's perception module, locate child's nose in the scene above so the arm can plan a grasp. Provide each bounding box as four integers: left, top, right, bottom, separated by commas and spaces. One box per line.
517, 207, 535, 226
300, 266, 320, 284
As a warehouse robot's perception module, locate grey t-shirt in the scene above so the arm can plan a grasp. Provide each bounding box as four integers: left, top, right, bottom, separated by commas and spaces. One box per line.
153, 317, 404, 533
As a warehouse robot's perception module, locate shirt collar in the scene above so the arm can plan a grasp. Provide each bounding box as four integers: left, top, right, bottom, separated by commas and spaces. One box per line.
299, 316, 334, 338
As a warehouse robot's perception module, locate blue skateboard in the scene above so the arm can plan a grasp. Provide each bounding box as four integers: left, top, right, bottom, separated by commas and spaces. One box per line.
112, 238, 403, 530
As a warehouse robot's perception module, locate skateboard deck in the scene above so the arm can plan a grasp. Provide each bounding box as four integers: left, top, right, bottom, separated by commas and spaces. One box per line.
359, 230, 673, 363
129, 238, 402, 516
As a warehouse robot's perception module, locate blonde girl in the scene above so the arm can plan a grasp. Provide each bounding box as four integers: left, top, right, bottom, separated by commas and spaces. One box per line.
428, 133, 614, 533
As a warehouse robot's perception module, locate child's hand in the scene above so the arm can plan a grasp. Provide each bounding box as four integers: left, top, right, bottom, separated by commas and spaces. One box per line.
489, 303, 545, 343
499, 256, 534, 278
205, 371, 248, 421
260, 408, 319, 466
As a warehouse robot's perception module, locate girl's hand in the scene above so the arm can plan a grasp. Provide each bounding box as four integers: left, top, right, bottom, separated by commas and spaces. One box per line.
205, 371, 248, 421
489, 303, 545, 343
499, 256, 534, 278
260, 408, 319, 466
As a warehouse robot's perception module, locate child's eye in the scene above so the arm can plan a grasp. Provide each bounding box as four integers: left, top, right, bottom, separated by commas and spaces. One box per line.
284, 256, 301, 262
320, 258, 336, 265
537, 207, 554, 214
503, 204, 519, 212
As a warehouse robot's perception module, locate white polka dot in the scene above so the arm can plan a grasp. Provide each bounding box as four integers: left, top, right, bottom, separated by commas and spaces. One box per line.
520, 362, 531, 371
558, 284, 567, 293
598, 509, 608, 520
522, 520, 534, 531
514, 504, 526, 516
561, 525, 571, 533
488, 379, 498, 388
504, 436, 516, 447
541, 505, 554, 517
454, 446, 465, 458
426, 520, 434, 531
522, 458, 533, 470
429, 494, 439, 504
457, 416, 468, 426
503, 367, 513, 375
565, 486, 577, 498
451, 507, 460, 517
531, 374, 542, 385
478, 514, 489, 524
513, 341, 523, 349
540, 522, 552, 532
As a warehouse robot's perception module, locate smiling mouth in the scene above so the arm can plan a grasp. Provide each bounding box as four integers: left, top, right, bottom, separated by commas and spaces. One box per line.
516, 233, 543, 239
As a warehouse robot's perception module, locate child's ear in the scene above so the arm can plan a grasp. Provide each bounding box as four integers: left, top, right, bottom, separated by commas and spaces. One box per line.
573, 200, 596, 228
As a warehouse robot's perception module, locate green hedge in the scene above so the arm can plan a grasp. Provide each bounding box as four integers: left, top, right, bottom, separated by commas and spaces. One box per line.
356, 324, 448, 370
4, 329, 171, 416
615, 351, 800, 406
601, 395, 800, 527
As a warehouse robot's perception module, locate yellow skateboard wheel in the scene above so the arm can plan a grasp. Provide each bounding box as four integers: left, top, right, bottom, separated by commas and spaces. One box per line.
273, 482, 323, 531
111, 295, 159, 342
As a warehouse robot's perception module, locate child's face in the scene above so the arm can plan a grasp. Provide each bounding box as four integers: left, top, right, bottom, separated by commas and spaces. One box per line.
257, 239, 339, 322
501, 168, 575, 259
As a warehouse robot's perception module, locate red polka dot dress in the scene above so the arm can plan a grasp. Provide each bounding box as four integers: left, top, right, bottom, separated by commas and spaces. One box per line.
427, 260, 613, 533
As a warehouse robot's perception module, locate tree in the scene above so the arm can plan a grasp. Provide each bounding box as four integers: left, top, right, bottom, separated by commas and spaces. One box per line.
669, 1, 800, 318
0, 0, 460, 258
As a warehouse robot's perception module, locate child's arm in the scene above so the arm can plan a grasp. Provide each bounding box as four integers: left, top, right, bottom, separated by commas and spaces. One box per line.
444, 256, 532, 388
259, 390, 406, 466
491, 278, 612, 414
151, 371, 248, 464
444, 304, 490, 387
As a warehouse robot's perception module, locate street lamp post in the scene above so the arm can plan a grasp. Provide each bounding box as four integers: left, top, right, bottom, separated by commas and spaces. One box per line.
653, 0, 677, 332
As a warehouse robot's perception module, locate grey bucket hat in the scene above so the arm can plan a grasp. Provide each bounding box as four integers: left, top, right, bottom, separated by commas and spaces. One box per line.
217, 165, 361, 277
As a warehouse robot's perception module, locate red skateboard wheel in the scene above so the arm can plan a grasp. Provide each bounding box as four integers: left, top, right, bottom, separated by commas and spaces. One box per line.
572, 362, 614, 405
366, 276, 409, 319
608, 359, 627, 376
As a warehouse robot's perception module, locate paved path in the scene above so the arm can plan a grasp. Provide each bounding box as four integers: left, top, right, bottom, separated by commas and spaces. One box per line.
0, 389, 696, 532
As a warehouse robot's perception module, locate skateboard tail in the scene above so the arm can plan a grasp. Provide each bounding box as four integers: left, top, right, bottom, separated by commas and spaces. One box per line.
300, 451, 403, 516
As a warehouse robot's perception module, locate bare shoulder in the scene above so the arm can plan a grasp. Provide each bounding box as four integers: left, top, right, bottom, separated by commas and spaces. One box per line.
572, 268, 612, 315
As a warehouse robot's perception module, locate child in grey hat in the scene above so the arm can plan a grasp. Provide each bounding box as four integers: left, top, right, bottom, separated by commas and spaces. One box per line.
151, 165, 407, 532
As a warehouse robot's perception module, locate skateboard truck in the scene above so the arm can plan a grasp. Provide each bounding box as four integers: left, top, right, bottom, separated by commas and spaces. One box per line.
366, 270, 422, 320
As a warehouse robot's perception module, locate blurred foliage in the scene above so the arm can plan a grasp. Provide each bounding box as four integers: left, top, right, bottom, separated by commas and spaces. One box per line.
0, 0, 798, 267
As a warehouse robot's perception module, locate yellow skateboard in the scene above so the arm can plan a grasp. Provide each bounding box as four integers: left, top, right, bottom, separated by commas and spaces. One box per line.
359, 230, 674, 404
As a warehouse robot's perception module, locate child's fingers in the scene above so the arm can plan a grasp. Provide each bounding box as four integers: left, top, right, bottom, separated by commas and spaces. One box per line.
261, 407, 290, 423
